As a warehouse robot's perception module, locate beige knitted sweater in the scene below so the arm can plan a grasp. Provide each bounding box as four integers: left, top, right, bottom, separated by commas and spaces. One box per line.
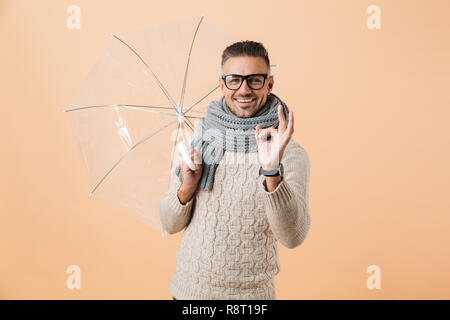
158, 138, 310, 300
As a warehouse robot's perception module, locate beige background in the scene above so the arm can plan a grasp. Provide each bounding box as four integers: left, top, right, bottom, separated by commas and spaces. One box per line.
1, 0, 449, 299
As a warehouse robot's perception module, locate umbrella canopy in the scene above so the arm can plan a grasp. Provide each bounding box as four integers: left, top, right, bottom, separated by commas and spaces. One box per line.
63, 15, 280, 235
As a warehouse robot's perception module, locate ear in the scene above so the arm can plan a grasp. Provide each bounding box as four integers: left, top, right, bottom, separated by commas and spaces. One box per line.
219, 76, 226, 94
267, 75, 274, 94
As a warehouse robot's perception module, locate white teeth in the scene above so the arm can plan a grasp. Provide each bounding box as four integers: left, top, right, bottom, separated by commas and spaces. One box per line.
236, 98, 254, 103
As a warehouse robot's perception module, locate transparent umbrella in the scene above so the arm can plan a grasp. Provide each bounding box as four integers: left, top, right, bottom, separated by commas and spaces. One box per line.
63, 15, 280, 235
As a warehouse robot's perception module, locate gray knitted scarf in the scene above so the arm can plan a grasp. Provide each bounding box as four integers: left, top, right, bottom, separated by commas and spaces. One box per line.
175, 93, 290, 191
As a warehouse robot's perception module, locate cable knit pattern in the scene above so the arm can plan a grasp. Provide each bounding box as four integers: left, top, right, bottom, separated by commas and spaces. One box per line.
158, 139, 310, 300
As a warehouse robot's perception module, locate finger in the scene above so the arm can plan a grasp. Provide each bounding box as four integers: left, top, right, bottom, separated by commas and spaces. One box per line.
256, 127, 268, 142
278, 104, 287, 131
255, 125, 262, 139
189, 148, 195, 163
193, 147, 202, 166
257, 128, 267, 142
258, 127, 277, 140
286, 110, 294, 135
190, 147, 197, 162
257, 127, 273, 137
179, 147, 194, 171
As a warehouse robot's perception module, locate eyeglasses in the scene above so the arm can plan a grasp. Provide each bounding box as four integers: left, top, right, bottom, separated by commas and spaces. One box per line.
221, 73, 268, 90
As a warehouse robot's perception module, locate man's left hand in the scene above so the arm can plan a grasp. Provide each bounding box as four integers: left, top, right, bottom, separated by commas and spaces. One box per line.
255, 104, 294, 170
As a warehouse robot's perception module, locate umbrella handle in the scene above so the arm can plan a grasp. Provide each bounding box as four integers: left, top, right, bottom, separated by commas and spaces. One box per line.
177, 142, 196, 171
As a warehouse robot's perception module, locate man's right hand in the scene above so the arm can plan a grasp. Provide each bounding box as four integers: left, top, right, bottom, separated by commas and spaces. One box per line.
177, 147, 202, 205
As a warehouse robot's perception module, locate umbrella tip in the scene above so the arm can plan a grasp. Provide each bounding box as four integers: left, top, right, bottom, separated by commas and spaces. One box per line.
110, 33, 115, 37
89, 192, 93, 197
201, 13, 205, 17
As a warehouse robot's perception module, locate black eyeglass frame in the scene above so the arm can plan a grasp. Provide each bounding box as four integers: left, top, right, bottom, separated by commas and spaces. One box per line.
221, 73, 269, 91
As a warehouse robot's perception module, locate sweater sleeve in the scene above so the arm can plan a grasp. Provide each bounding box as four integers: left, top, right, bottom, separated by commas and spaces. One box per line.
158, 176, 195, 235
259, 140, 311, 249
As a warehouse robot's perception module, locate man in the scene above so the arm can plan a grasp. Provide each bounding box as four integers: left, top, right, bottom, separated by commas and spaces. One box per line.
158, 41, 310, 300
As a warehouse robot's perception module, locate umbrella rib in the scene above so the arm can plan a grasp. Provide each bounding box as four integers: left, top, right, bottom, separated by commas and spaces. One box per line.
184, 117, 194, 132
63, 104, 176, 112
111, 34, 178, 110
184, 121, 193, 132
168, 122, 181, 189
63, 104, 178, 117
185, 110, 206, 114
184, 84, 219, 114
89, 117, 178, 197
179, 14, 205, 108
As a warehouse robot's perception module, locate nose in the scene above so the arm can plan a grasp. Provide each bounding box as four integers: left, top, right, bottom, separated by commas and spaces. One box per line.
237, 78, 252, 94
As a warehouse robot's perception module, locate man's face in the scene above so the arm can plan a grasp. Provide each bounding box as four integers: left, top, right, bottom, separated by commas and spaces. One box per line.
219, 56, 274, 118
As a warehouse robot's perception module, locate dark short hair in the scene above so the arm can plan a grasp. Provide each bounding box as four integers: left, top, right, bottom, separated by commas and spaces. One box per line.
221, 40, 270, 72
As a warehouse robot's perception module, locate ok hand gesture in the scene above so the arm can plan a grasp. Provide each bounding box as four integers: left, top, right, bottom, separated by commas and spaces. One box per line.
255, 104, 294, 170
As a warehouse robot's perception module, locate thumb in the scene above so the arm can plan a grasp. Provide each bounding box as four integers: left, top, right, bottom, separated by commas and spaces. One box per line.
193, 147, 202, 167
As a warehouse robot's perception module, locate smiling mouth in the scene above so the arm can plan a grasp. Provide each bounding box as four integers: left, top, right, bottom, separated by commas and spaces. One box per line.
234, 97, 256, 106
